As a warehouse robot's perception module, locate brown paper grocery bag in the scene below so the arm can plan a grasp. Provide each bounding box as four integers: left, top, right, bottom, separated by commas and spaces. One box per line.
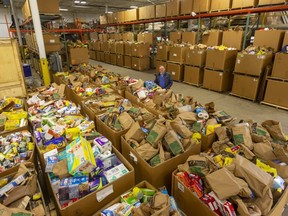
177, 112, 197, 124
163, 130, 184, 156
273, 146, 288, 164
125, 121, 145, 142
215, 126, 230, 141
53, 159, 69, 179
262, 120, 287, 141
170, 118, 193, 139
136, 143, 159, 161
253, 142, 276, 161
118, 112, 135, 130
232, 197, 261, 216
232, 124, 253, 150
0, 204, 32, 216
254, 188, 273, 215
146, 118, 167, 147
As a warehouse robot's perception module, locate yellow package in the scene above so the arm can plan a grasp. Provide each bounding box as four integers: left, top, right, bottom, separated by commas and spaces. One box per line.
66, 128, 81, 140
3, 110, 27, 120
27, 142, 34, 151
4, 119, 20, 131
256, 159, 277, 177
225, 146, 240, 155
192, 133, 201, 144
224, 157, 233, 166
206, 124, 221, 135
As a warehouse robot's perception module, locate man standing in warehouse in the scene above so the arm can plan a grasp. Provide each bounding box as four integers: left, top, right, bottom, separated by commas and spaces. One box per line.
154, 66, 173, 89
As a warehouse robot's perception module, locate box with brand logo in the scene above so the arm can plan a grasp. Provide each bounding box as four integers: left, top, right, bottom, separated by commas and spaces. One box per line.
169, 46, 188, 64
186, 49, 207, 67
156, 4, 167, 18
202, 30, 223, 46
182, 32, 197, 44
156, 44, 171, 60
116, 55, 124, 67
124, 56, 132, 68
184, 66, 204, 86
132, 57, 150, 71
210, 0, 231, 11
167, 62, 184, 81
131, 43, 150, 57
170, 32, 182, 43
180, 0, 193, 15
263, 80, 288, 108
234, 53, 273, 76
271, 53, 288, 79
231, 74, 260, 100
205, 49, 238, 71
167, 0, 180, 16
254, 30, 285, 52
222, 30, 244, 50
193, 0, 211, 13
203, 69, 233, 92
231, 0, 258, 9
110, 53, 116, 65
69, 47, 89, 65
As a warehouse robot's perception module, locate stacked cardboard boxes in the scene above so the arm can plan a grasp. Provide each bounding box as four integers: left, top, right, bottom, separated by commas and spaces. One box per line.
202, 30, 223, 46
156, 44, 170, 71
167, 46, 188, 81
131, 43, 150, 71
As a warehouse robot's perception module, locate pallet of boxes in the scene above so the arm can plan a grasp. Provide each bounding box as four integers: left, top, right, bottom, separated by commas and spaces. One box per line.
68, 41, 89, 65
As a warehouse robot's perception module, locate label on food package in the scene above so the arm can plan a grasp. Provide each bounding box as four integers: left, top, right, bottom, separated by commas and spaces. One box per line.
96, 185, 114, 202
178, 182, 184, 193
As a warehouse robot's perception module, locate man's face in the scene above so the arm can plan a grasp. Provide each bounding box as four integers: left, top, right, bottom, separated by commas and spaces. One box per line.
159, 66, 165, 74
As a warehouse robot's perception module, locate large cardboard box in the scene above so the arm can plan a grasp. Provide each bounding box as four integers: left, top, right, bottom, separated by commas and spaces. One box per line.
182, 32, 197, 44
156, 60, 167, 70
210, 0, 231, 11
202, 30, 223, 46
170, 32, 182, 43
100, 52, 105, 62
137, 33, 153, 44
117, 11, 125, 23
283, 31, 288, 47
156, 4, 167, 18
167, 0, 180, 16
205, 49, 238, 71
254, 30, 285, 52
203, 69, 233, 92
184, 65, 204, 86
193, 0, 211, 13
96, 51, 101, 61
139, 5, 155, 19
186, 49, 207, 67
132, 43, 150, 57
122, 32, 134, 42
222, 30, 244, 50
167, 62, 184, 81
22, 0, 31, 20
69, 47, 89, 65
231, 74, 260, 100
258, 0, 286, 5
234, 53, 273, 76
100, 41, 109, 51
22, 0, 59, 20
91, 41, 101, 51
104, 52, 110, 64
172, 170, 288, 216
108, 42, 116, 53
132, 57, 150, 71
231, 0, 258, 8
124, 9, 139, 22
116, 55, 124, 67
271, 53, 288, 79
180, 0, 193, 15
89, 50, 96, 60
156, 44, 171, 61
264, 80, 288, 108
124, 55, 132, 68
110, 53, 116, 65
112, 13, 118, 23
169, 46, 188, 64
121, 136, 201, 191
100, 15, 107, 25
116, 42, 124, 54
49, 146, 135, 216
107, 13, 114, 24
124, 43, 132, 55
43, 34, 61, 52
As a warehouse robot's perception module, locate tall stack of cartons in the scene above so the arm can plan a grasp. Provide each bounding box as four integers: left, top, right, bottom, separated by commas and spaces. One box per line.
131, 43, 150, 71
116, 41, 125, 67
167, 45, 188, 81
124, 42, 132, 68
156, 44, 171, 70
263, 31, 288, 108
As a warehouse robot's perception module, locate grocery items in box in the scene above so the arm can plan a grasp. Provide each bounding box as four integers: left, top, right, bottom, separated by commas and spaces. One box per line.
0, 97, 23, 112
1, 109, 28, 132
67, 40, 88, 48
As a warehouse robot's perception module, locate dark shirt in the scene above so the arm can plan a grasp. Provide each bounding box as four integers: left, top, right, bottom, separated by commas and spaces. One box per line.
154, 72, 173, 89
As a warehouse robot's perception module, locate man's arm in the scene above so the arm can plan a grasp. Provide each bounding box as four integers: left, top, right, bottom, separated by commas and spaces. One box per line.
154, 74, 159, 85
166, 74, 173, 89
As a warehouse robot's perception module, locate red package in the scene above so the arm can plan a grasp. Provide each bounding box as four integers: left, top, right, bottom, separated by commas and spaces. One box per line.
200, 194, 222, 216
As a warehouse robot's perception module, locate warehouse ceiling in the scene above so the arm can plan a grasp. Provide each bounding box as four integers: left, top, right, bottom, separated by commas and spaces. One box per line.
59, 0, 168, 13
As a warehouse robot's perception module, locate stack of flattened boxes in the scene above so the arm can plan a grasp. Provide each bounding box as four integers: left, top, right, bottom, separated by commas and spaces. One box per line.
263, 31, 288, 108
131, 43, 150, 71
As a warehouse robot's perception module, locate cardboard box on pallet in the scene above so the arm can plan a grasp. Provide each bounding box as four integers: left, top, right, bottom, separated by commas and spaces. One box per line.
258, 0, 286, 6
132, 57, 150, 71
167, 62, 184, 81
124, 56, 132, 68
182, 32, 197, 44
205, 49, 238, 71
231, 0, 258, 9
180, 0, 193, 15
22, 0, 60, 20
184, 65, 204, 86
116, 55, 124, 67
167, 0, 180, 16
234, 53, 273, 76
137, 33, 153, 44
222, 30, 244, 50
109, 42, 116, 53
131, 43, 150, 57
116, 42, 125, 54
271, 53, 288, 79
156, 60, 167, 70
124, 9, 139, 22
100, 15, 107, 25
264, 80, 288, 108
89, 50, 96, 60
69, 47, 89, 65
172, 169, 288, 216
121, 136, 201, 191
210, 0, 232, 11
139, 5, 155, 20
193, 0, 211, 13
122, 32, 134, 42
254, 30, 285, 52
170, 32, 182, 43
107, 13, 114, 24
124, 43, 132, 55
100, 52, 105, 62
203, 69, 233, 92
43, 34, 61, 52
48, 146, 135, 216
156, 4, 167, 18
110, 53, 117, 65
169, 46, 188, 64
156, 44, 171, 61
202, 30, 223, 46
186, 49, 207, 67
104, 52, 110, 64
231, 74, 260, 100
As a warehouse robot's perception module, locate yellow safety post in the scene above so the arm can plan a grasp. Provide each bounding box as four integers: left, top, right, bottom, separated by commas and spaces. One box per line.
40, 58, 51, 86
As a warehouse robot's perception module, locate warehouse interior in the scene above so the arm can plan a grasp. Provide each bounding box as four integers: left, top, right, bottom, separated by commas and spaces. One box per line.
0, 0, 288, 215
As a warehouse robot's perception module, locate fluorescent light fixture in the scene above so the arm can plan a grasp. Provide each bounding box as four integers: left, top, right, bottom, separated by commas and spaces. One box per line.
80, 1, 87, 4
74, 0, 80, 3
60, 8, 69, 11
107, 11, 113, 14
130, 5, 138, 9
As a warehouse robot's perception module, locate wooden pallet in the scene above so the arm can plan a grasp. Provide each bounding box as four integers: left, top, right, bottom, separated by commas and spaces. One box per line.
260, 101, 288, 111
167, 61, 184, 65
258, 2, 287, 7
267, 76, 288, 82
201, 86, 227, 93
230, 93, 257, 102
204, 67, 225, 72
183, 81, 202, 87
230, 6, 255, 10
210, 8, 230, 13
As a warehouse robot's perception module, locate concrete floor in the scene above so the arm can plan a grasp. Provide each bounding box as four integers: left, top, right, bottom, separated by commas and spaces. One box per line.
90, 60, 288, 132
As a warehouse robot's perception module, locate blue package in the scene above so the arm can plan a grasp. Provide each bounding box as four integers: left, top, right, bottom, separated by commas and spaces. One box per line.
44, 136, 65, 146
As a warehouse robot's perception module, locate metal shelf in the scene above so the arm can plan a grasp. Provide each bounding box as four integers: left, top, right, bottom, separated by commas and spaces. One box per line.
9, 28, 101, 33
20, 14, 62, 27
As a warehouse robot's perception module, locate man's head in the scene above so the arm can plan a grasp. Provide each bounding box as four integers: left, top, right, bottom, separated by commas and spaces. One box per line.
159, 66, 165, 74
